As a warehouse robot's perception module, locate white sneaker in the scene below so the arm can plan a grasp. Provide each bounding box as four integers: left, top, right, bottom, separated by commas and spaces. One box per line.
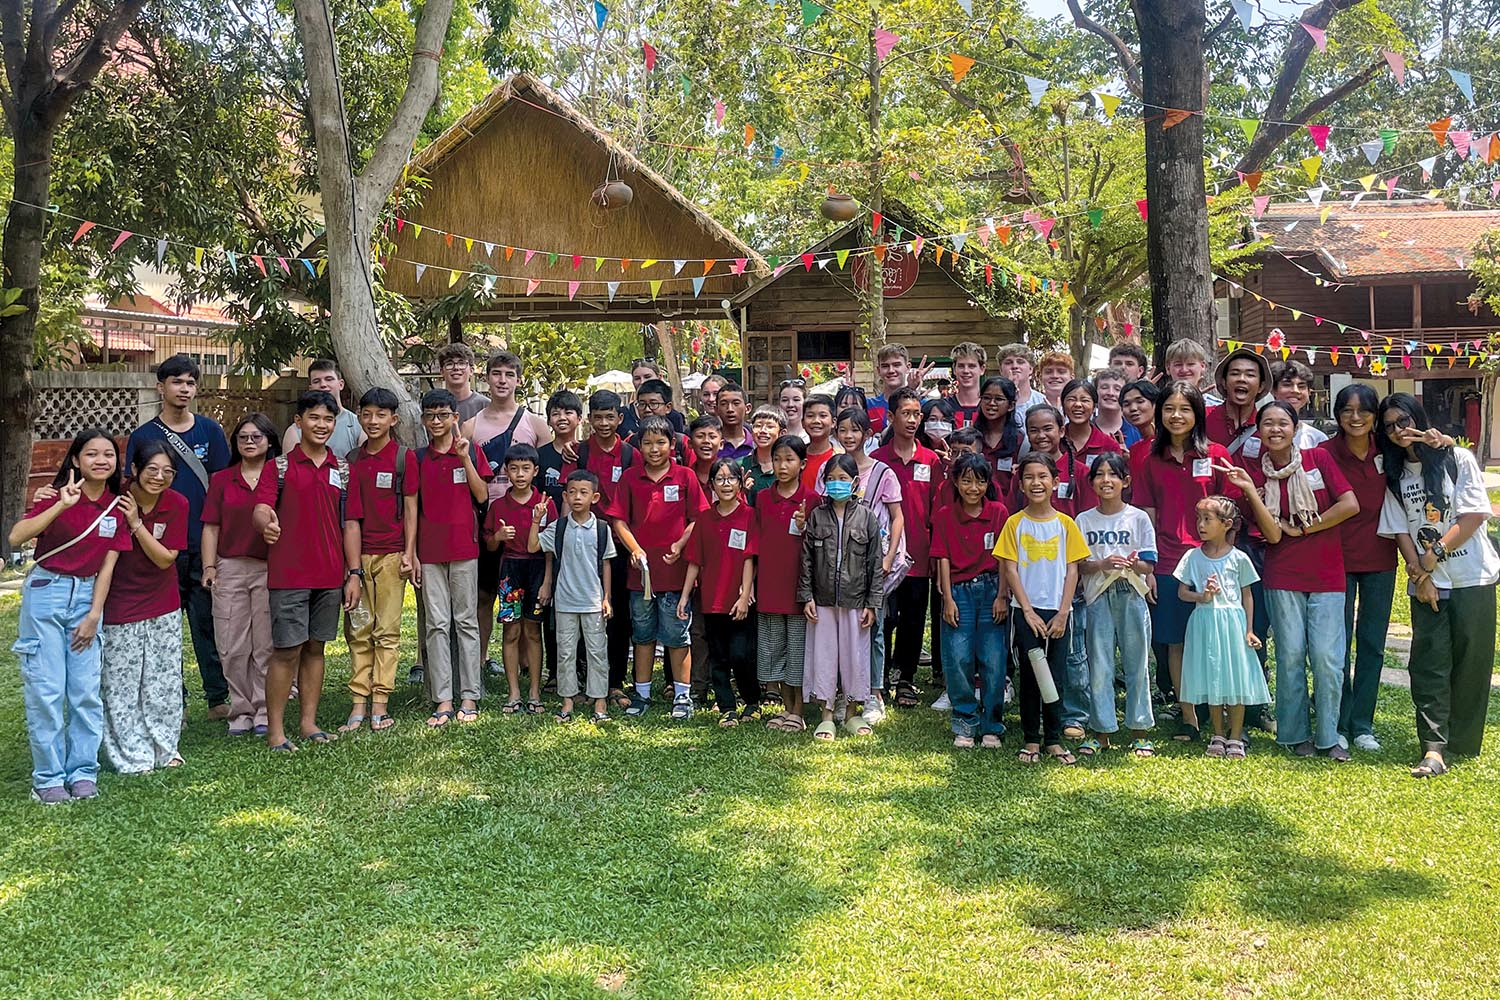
862, 695, 887, 725
1353, 733, 1382, 752
931, 691, 951, 711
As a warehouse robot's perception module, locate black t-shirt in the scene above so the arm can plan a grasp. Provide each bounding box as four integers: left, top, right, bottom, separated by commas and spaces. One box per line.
936, 398, 982, 431
537, 441, 568, 508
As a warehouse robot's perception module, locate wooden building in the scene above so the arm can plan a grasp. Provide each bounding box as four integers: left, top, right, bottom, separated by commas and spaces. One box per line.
1226, 201, 1500, 448
734, 203, 1022, 405
383, 73, 763, 335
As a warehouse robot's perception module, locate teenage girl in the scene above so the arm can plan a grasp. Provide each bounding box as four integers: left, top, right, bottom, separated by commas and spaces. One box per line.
756, 436, 817, 733
976, 375, 1024, 496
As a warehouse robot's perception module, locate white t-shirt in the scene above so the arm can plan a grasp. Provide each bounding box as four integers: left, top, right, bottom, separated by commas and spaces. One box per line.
993, 510, 1090, 611
1012, 386, 1048, 429
1377, 447, 1499, 590
1076, 504, 1158, 604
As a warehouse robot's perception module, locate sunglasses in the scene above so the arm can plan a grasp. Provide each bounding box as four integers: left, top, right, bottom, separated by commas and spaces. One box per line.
780, 378, 806, 389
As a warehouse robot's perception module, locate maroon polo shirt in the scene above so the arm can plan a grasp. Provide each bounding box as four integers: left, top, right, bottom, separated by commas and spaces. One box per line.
754, 482, 817, 615
1238, 446, 1352, 593
105, 489, 188, 625
253, 445, 364, 590
615, 463, 708, 592
562, 435, 637, 521
349, 441, 418, 556
415, 442, 492, 565
485, 488, 556, 560
1319, 435, 1397, 574
871, 441, 940, 578
1132, 442, 1238, 572
203, 466, 270, 561
931, 500, 1009, 584
688, 501, 758, 614
28, 489, 133, 578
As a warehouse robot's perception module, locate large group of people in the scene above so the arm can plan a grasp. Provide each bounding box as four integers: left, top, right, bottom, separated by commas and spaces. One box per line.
10, 336, 1497, 804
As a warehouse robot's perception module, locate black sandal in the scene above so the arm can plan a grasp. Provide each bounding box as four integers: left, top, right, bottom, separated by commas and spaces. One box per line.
895, 682, 920, 708
1173, 720, 1200, 742
1411, 752, 1448, 778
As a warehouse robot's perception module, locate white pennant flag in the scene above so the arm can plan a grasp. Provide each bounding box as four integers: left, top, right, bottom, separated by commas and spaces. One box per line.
956, 0, 971, 13
414, 263, 428, 282
1231, 0, 1252, 28
951, 233, 967, 253
1459, 184, 1472, 205
482, 276, 496, 296
672, 259, 686, 275
1306, 185, 1326, 207
155, 237, 168, 269
606, 281, 620, 302
1359, 139, 1383, 165
1024, 75, 1049, 106
482, 241, 495, 256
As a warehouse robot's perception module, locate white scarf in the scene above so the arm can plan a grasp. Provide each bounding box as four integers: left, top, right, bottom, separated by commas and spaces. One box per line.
1261, 446, 1321, 529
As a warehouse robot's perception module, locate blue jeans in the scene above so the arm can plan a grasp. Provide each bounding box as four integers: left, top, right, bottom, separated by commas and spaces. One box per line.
939, 574, 1007, 738
12, 567, 103, 790
1341, 570, 1395, 739
1061, 595, 1090, 729
1266, 588, 1346, 749
1086, 581, 1154, 734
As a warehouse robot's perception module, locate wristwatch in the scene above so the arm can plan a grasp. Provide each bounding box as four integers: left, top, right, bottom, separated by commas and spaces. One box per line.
346, 568, 366, 580
1430, 541, 1449, 563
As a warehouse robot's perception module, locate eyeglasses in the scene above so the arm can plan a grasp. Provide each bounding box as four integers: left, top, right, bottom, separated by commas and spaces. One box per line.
236, 432, 267, 444
141, 465, 176, 479
422, 411, 455, 422
779, 378, 805, 388
441, 360, 471, 370
1382, 415, 1415, 434
712, 477, 741, 486
980, 394, 1009, 404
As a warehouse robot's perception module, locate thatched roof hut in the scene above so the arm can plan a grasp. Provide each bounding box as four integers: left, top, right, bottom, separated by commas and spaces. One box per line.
383, 73, 765, 323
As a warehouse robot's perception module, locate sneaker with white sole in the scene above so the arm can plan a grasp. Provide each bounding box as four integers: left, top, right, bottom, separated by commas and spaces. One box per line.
670, 693, 694, 720
66, 779, 98, 800
31, 785, 69, 805
1353, 733, 1382, 752
862, 695, 887, 725
931, 691, 952, 711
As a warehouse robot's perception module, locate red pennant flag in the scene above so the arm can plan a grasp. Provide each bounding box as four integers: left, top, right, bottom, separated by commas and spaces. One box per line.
251, 254, 267, 275
572, 254, 582, 270
110, 231, 134, 252
71, 221, 97, 243
871, 211, 882, 235
1161, 108, 1192, 129
643, 42, 657, 71
1135, 199, 1149, 220
801, 253, 814, 271
1306, 123, 1330, 150
985, 263, 993, 285
395, 217, 405, 234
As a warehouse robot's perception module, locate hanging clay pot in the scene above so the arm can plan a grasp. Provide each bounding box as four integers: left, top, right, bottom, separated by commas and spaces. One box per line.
820, 192, 859, 222
592, 179, 634, 210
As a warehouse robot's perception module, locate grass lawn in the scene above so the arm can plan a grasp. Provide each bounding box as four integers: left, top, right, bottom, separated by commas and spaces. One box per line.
3, 593, 1500, 999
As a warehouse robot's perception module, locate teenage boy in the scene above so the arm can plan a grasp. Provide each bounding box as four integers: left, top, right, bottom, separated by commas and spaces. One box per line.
687, 412, 723, 706
1204, 347, 1272, 454
1162, 339, 1218, 403
1092, 367, 1139, 446
872, 387, 939, 707
437, 342, 490, 422
613, 416, 709, 719
483, 443, 556, 714
127, 353, 232, 720
1037, 351, 1076, 409
625, 362, 688, 437
415, 388, 493, 726
716, 382, 754, 458
869, 343, 915, 431
1270, 360, 1330, 447
340, 387, 418, 733
252, 390, 365, 751
997, 343, 1047, 429
466, 349, 551, 674
564, 390, 640, 706
531, 470, 616, 724
537, 390, 584, 691
1109, 342, 1149, 382
801, 395, 838, 492
939, 341, 986, 429
282, 359, 365, 457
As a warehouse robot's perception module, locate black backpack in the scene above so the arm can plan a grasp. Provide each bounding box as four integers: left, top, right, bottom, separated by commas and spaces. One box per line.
553, 514, 610, 580
346, 444, 409, 520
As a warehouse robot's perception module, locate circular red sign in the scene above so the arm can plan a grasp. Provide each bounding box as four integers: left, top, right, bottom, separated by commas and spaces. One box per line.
851, 245, 920, 297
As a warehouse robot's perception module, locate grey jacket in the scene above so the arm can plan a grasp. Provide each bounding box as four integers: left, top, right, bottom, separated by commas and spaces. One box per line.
797, 502, 886, 612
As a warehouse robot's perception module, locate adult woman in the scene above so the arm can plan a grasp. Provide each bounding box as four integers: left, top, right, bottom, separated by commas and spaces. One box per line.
1321, 385, 1396, 752
778, 379, 808, 440
1227, 402, 1357, 761
8, 430, 130, 802
1376, 393, 1499, 778
202, 413, 280, 736
975, 375, 1024, 496
100, 441, 189, 773
1132, 382, 1237, 741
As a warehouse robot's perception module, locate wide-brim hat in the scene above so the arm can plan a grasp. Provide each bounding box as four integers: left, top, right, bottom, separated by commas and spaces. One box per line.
1214, 346, 1272, 394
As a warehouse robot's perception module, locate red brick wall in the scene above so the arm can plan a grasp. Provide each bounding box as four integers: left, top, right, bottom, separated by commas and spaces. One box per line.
27, 437, 128, 503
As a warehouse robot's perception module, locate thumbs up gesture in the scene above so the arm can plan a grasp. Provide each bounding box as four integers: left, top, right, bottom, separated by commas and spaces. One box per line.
262, 509, 282, 545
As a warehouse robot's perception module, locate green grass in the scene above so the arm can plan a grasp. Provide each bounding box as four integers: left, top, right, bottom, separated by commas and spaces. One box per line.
3, 594, 1500, 999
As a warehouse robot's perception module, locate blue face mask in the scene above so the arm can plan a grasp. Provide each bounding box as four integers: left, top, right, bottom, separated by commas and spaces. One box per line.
825, 479, 856, 501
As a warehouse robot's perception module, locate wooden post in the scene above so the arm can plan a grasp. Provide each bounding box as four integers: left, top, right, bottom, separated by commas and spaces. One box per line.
655, 321, 684, 403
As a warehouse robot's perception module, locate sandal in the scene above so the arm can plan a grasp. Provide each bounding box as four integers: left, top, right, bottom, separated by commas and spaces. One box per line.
554, 709, 574, 724
337, 713, 366, 734
609, 689, 632, 709
1062, 725, 1086, 740
1128, 738, 1156, 758
525, 699, 545, 715
1173, 720, 1200, 743
269, 740, 297, 752
1017, 747, 1041, 765
456, 707, 480, 723
894, 682, 920, 709
370, 714, 396, 732
953, 734, 975, 749
426, 709, 456, 728
1205, 735, 1228, 758
1077, 738, 1103, 757
841, 715, 873, 737
1224, 738, 1247, 759
718, 711, 740, 728
980, 734, 1003, 749
502, 701, 523, 715
1045, 745, 1077, 766
1411, 752, 1448, 778
303, 730, 337, 744
813, 720, 837, 741
771, 714, 807, 733
590, 711, 610, 725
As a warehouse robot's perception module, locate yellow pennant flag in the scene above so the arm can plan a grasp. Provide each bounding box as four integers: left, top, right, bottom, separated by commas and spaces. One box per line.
1301, 155, 1322, 182
798, 164, 810, 183
641, 259, 658, 269
193, 247, 204, 268
649, 279, 663, 300
836, 249, 850, 268
949, 52, 976, 84
1320, 205, 1333, 224
1358, 174, 1376, 191
464, 237, 474, 252
1291, 310, 1302, 321
1096, 92, 1120, 118
448, 268, 460, 288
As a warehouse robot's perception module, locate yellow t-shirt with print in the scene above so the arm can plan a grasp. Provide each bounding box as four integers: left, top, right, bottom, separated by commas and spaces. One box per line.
993, 510, 1089, 611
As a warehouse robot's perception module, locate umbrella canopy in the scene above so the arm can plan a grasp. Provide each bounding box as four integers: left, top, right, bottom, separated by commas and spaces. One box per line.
680, 372, 707, 390
588, 369, 634, 392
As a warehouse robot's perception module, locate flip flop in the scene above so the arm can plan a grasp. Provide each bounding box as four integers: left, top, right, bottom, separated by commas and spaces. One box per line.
337, 714, 367, 734
370, 714, 396, 732
1077, 738, 1104, 756
1016, 748, 1041, 764
609, 690, 632, 709
718, 711, 739, 728
1411, 752, 1448, 778
426, 709, 456, 728
303, 730, 337, 744
502, 701, 523, 715
1129, 738, 1156, 758
554, 709, 574, 724
590, 711, 611, 725
525, 700, 545, 715
456, 707, 480, 723
1045, 746, 1078, 766
813, 720, 837, 741
269, 740, 297, 753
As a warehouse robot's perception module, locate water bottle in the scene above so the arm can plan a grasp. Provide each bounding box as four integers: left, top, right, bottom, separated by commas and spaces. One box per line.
1029, 646, 1060, 704
348, 599, 372, 631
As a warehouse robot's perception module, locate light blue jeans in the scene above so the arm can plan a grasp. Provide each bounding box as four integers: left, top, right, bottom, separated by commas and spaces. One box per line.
12, 567, 103, 790
1086, 580, 1155, 734
1266, 588, 1346, 750
939, 574, 1007, 738
1061, 595, 1090, 729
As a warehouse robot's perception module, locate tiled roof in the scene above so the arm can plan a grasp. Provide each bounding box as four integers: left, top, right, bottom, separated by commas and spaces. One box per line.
1252, 201, 1500, 279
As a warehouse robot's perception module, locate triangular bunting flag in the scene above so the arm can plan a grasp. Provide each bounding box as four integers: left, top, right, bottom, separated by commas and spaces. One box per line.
1231, 0, 1252, 29
1162, 108, 1192, 129
672, 259, 686, 275
643, 42, 657, 71
800, 0, 822, 26
951, 233, 967, 253
771, 145, 784, 166
872, 244, 888, 262
526, 278, 541, 296
1300, 155, 1322, 182
874, 29, 899, 61
649, 279, 662, 299
448, 268, 461, 288
1096, 92, 1120, 118
154, 238, 167, 269
523, 249, 537, 265
835, 249, 850, 268
414, 263, 427, 283
744, 124, 755, 147
1419, 155, 1437, 181
110, 231, 134, 252
949, 53, 976, 84
278, 257, 290, 274
411, 224, 422, 240
1306, 123, 1330, 150
251, 254, 266, 275
691, 276, 706, 296
1358, 174, 1376, 191
1300, 22, 1327, 51
871, 211, 883, 234
731, 258, 748, 275
1023, 75, 1049, 106
1135, 199, 1149, 220
956, 0, 971, 12
593, 0, 607, 30
193, 247, 204, 268
1428, 117, 1451, 147
1379, 128, 1398, 154
567, 281, 580, 301
1237, 118, 1259, 143
1087, 208, 1104, 227
1359, 139, 1383, 165
1451, 130, 1472, 157
702, 259, 716, 276
680, 74, 691, 96
606, 281, 619, 301
1448, 68, 1475, 104
1384, 50, 1406, 85
302, 258, 316, 277
547, 252, 557, 266
1242, 170, 1263, 193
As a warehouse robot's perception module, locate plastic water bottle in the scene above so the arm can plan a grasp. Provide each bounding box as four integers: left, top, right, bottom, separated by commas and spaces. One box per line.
1029, 646, 1060, 704
348, 599, 372, 631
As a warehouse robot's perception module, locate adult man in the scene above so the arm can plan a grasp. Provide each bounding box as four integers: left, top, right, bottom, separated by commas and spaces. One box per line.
464, 349, 550, 673
126, 354, 231, 720
282, 359, 365, 458
715, 382, 754, 459
997, 343, 1047, 429
438, 343, 490, 423
1108, 343, 1149, 382
1203, 347, 1271, 453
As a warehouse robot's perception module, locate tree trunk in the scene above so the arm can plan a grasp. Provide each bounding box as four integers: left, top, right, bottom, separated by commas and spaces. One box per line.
1133, 0, 1213, 355
1068, 301, 1090, 371
0, 125, 56, 559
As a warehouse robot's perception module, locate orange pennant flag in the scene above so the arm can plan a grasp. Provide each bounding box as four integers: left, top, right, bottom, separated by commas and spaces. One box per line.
504, 246, 515, 261
621, 258, 632, 271
996, 224, 1012, 244
949, 52, 976, 84
1428, 116, 1452, 147
1161, 108, 1192, 129
872, 244, 888, 262
744, 124, 756, 147
702, 259, 716, 275
1244, 171, 1263, 193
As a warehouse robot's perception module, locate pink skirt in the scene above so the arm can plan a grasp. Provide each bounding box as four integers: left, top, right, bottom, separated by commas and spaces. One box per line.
804, 606, 871, 705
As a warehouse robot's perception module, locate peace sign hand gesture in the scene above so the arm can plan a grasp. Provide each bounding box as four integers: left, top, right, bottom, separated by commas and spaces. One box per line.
57, 471, 83, 508
908, 355, 935, 388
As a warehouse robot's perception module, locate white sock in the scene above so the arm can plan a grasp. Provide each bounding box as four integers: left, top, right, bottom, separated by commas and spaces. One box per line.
674, 681, 690, 699
637, 681, 652, 701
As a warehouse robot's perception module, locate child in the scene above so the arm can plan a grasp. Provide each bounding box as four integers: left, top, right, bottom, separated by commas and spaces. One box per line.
1174, 496, 1267, 759
1075, 454, 1157, 757
484, 443, 557, 716
252, 391, 366, 751
872, 388, 938, 709
932, 454, 1009, 749
995, 453, 1090, 765
934, 426, 984, 510
340, 387, 418, 733
537, 390, 582, 692
778, 379, 808, 440
413, 388, 492, 727
1093, 367, 1139, 447
801, 395, 839, 491
686, 412, 722, 707
799, 455, 886, 740
680, 457, 761, 725
1164, 339, 1214, 401
613, 416, 709, 719
9, 431, 131, 802
531, 470, 615, 724
740, 405, 787, 502
1059, 377, 1122, 513
1013, 404, 1086, 518
996, 342, 1047, 427
757, 436, 817, 733
100, 441, 188, 774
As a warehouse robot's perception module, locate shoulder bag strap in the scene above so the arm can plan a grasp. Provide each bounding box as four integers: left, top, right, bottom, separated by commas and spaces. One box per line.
34, 496, 122, 565
155, 418, 211, 490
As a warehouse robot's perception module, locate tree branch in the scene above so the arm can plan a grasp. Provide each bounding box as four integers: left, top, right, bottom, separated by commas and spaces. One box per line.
52, 0, 148, 119
0, 0, 25, 128
1065, 0, 1141, 97
1204, 8, 1237, 45
1225, 58, 1383, 185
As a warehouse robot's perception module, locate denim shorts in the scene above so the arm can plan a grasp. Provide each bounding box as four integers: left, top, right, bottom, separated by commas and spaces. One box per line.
630, 590, 691, 648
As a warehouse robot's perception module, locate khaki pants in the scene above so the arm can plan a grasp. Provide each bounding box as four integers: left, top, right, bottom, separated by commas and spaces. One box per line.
422, 559, 482, 703
347, 552, 405, 701
212, 556, 272, 730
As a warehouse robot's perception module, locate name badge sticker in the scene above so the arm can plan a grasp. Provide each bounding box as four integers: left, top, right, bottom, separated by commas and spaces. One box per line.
913, 463, 931, 483
1192, 459, 1212, 479
984, 531, 996, 550
376, 471, 393, 489
98, 516, 117, 539
664, 485, 681, 502
611, 466, 623, 483
152, 522, 167, 540
995, 458, 1014, 472
451, 466, 466, 485
789, 518, 803, 536
1306, 468, 1325, 491
1242, 436, 1263, 459
1374, 455, 1385, 474
329, 468, 343, 488
729, 529, 747, 550
1056, 482, 1072, 499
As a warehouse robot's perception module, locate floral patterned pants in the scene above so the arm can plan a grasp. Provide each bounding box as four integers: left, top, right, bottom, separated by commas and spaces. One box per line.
100, 610, 183, 774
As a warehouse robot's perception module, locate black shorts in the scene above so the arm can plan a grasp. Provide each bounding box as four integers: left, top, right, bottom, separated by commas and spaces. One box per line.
269, 587, 343, 648
478, 544, 502, 593
497, 557, 546, 623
